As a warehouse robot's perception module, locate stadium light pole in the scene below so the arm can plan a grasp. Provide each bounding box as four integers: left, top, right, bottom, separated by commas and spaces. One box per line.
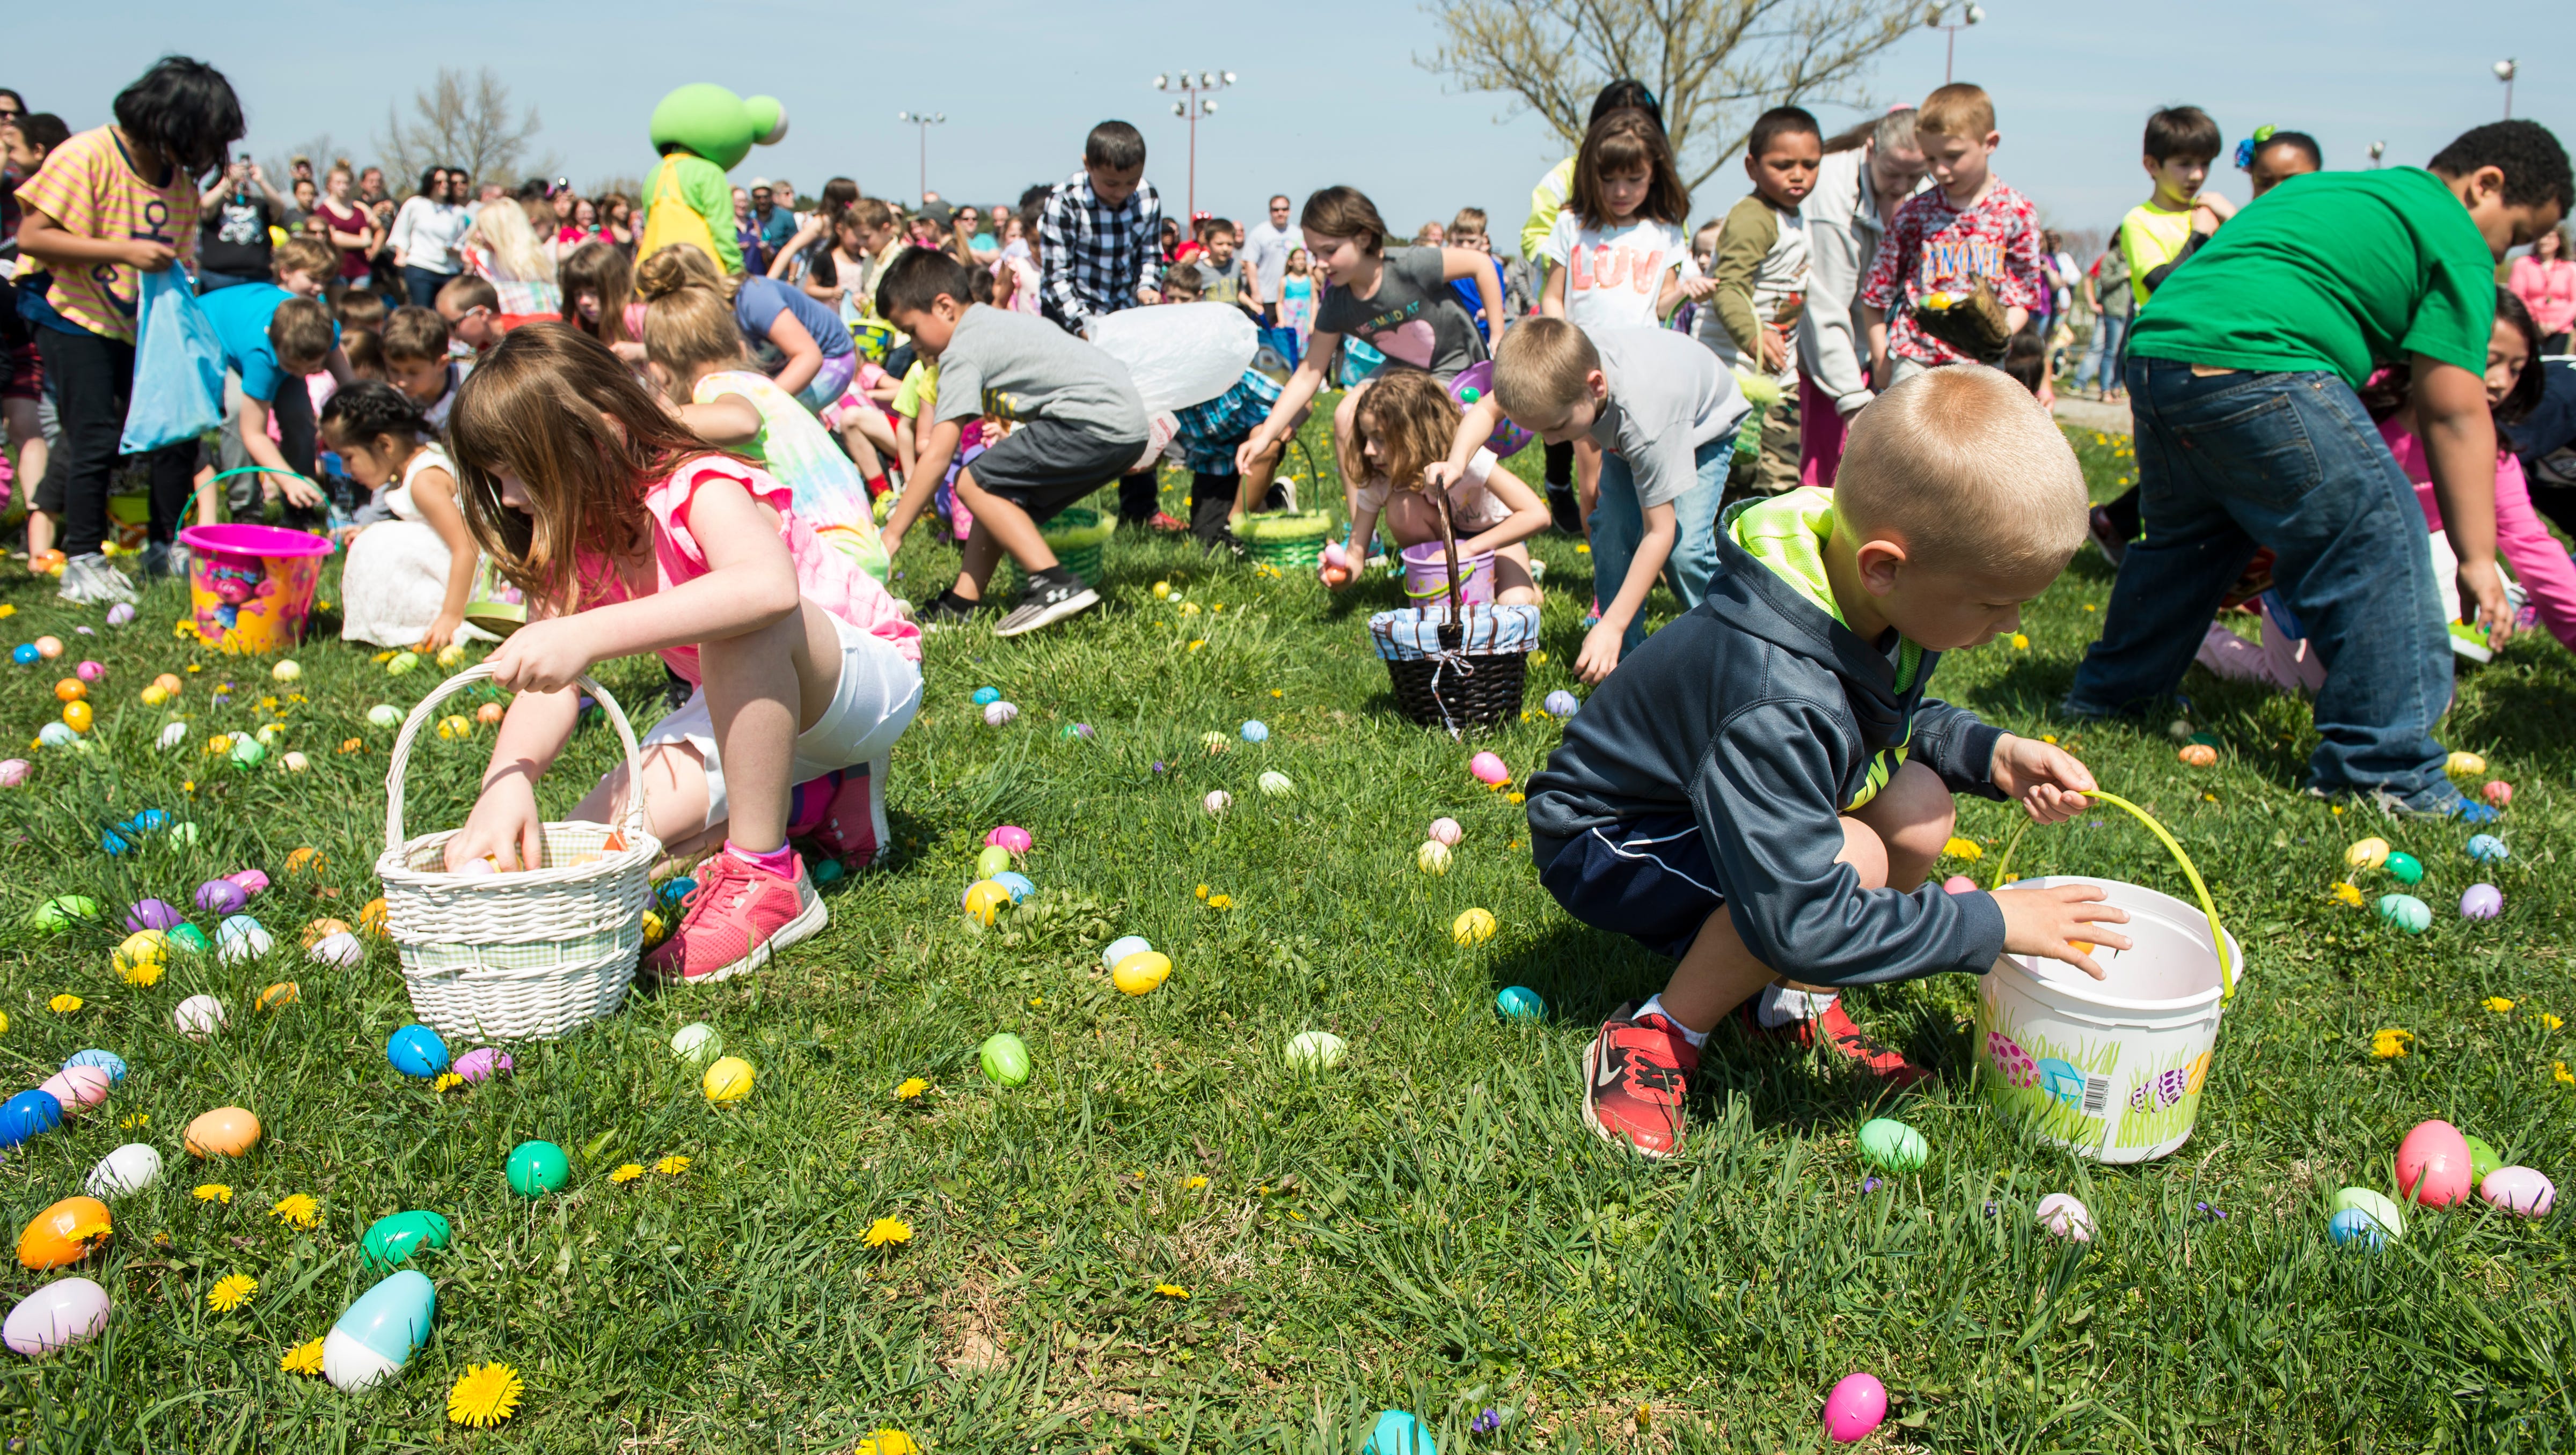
895, 111, 945, 205
2494, 60, 2518, 119
1923, 4, 1984, 86
1153, 71, 1235, 221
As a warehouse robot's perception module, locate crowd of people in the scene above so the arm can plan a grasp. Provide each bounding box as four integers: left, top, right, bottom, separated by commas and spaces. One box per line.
0, 56, 2571, 1147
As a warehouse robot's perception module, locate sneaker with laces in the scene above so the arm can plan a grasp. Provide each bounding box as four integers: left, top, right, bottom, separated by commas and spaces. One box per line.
994, 575, 1099, 636
643, 850, 828, 983
57, 553, 137, 606
1580, 1001, 1699, 1159
1737, 996, 1930, 1085
803, 757, 889, 869
917, 590, 988, 630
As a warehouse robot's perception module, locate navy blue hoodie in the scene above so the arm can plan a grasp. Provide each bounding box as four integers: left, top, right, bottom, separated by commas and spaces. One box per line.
1526, 490, 2011, 986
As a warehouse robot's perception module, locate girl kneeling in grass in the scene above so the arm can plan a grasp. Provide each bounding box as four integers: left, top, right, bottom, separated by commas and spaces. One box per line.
328, 381, 480, 651
442, 324, 923, 982
1331, 370, 1548, 606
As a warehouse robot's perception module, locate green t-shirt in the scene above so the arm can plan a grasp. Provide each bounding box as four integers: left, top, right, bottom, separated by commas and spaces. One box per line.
2127, 168, 2494, 387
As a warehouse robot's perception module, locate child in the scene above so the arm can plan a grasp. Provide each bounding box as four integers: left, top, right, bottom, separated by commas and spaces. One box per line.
1441, 318, 1748, 682
877, 247, 1146, 634
1526, 367, 2121, 1152
1856, 83, 2046, 386
1037, 121, 1171, 528
1194, 218, 1253, 312
382, 306, 464, 430
1275, 247, 1317, 365
638, 243, 858, 414
1233, 187, 1506, 521
1336, 371, 1547, 604
821, 357, 903, 502
2119, 106, 2228, 310
443, 324, 924, 979
1, 111, 69, 547
1155, 268, 1298, 547
328, 381, 480, 649
1705, 106, 1823, 496
197, 235, 346, 530
559, 240, 645, 364
644, 283, 890, 583
1542, 109, 1702, 329
12, 55, 244, 600
435, 275, 551, 356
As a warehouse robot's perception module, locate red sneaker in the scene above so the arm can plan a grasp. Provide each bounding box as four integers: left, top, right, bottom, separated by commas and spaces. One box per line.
1812, 1000, 1930, 1085
644, 850, 828, 983
1580, 1002, 1699, 1159
807, 758, 888, 869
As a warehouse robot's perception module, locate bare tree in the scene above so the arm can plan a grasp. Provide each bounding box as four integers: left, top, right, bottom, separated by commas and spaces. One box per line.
374, 67, 555, 197
1417, 0, 1918, 194
260, 134, 342, 192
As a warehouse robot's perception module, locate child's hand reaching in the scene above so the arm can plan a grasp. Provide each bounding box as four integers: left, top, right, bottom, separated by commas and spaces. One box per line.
1992, 881, 2132, 980
1988, 733, 2097, 823
418, 611, 462, 655
445, 773, 542, 874
484, 616, 596, 694
1574, 618, 1624, 685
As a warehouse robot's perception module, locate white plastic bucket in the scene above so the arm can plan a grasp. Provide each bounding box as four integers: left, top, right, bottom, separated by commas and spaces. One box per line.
1974, 875, 2247, 1164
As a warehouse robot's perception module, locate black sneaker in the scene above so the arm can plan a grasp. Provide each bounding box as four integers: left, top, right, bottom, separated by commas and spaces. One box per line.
918, 590, 987, 630
994, 575, 1099, 636
1546, 484, 1583, 535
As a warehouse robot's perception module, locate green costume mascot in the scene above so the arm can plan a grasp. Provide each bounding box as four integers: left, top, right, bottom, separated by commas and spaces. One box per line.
639, 83, 789, 275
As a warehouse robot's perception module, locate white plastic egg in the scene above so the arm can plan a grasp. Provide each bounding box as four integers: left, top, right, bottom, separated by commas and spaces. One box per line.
84, 1143, 163, 1198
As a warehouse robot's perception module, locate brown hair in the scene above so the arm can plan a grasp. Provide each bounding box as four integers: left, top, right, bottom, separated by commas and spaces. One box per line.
446, 323, 733, 610
1448, 207, 1488, 238
850, 196, 895, 232
636, 242, 738, 303
342, 327, 385, 380
270, 236, 336, 283
380, 305, 451, 364
1570, 109, 1689, 226
558, 241, 635, 347
1299, 186, 1388, 256
335, 289, 387, 332
436, 274, 501, 315
1491, 317, 1600, 417
1917, 83, 1996, 140
1157, 266, 1203, 302
267, 298, 335, 369
643, 285, 747, 378
1351, 370, 1464, 498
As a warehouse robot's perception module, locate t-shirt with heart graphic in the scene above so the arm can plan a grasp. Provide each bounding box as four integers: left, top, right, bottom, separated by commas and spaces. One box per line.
1313, 245, 1487, 380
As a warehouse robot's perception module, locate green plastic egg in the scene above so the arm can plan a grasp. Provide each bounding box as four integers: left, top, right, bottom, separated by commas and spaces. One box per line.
27, 896, 99, 931
979, 1032, 1032, 1087
359, 1209, 453, 1269
170, 923, 211, 953
2464, 1135, 2505, 1184
2384, 851, 2424, 885
1856, 1117, 1928, 1171
2375, 893, 2432, 934
2331, 1185, 2405, 1241
506, 1140, 570, 1198
975, 845, 1013, 878
228, 737, 267, 770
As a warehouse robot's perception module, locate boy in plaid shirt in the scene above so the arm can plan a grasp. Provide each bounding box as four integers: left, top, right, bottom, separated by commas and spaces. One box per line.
1039, 120, 1181, 528
1857, 83, 2046, 388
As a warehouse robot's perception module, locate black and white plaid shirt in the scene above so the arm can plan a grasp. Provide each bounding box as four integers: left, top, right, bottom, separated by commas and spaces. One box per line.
1038, 170, 1162, 334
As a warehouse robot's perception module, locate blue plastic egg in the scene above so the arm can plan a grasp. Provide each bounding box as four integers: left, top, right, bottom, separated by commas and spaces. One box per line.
970, 686, 1001, 705
1362, 1410, 1437, 1455
2467, 834, 2509, 863
2326, 1207, 2387, 1249
1240, 719, 1270, 743
660, 876, 697, 906
11, 645, 36, 666
128, 810, 170, 833
64, 1050, 126, 1083
993, 871, 1035, 902
1544, 690, 1581, 717
1496, 986, 1546, 1020
385, 1024, 450, 1079
36, 723, 75, 748
100, 830, 130, 856
0, 1090, 64, 1149
321, 1269, 436, 1391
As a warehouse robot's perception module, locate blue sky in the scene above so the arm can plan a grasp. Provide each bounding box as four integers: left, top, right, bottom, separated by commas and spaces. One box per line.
12, 1, 2571, 255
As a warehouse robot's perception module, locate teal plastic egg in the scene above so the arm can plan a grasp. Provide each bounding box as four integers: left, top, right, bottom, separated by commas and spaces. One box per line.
506, 1141, 570, 1198
979, 1032, 1032, 1087
970, 686, 1000, 705
1363, 1410, 1437, 1455
170, 924, 211, 954
1495, 986, 1546, 1020
321, 1269, 435, 1390
2375, 894, 2432, 934
1856, 1117, 1928, 1171
358, 1210, 453, 1270
2383, 851, 2423, 885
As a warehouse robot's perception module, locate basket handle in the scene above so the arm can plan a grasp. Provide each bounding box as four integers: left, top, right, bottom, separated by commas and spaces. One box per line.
1988, 788, 2235, 1003
1432, 484, 1465, 649
382, 665, 653, 858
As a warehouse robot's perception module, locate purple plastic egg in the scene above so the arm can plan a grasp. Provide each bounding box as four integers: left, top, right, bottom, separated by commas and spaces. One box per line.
126, 899, 183, 932
452, 1047, 515, 1083
193, 879, 248, 915
105, 604, 136, 627
2460, 884, 2502, 920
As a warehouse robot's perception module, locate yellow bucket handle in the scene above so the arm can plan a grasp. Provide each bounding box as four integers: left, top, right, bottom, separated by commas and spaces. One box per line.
1988, 788, 2236, 1003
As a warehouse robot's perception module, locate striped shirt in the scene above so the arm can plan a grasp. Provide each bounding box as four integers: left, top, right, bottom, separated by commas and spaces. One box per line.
14, 126, 201, 343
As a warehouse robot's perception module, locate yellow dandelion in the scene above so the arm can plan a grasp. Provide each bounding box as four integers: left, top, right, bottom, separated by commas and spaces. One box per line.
1185, 1175, 1209, 1189
2370, 1028, 2414, 1060
610, 1164, 645, 1184
2041, 734, 2058, 744
2011, 634, 2030, 649
1531, 651, 1548, 666
1195, 883, 1210, 899
894, 1077, 929, 1101
207, 1274, 258, 1312
119, 1114, 148, 1130
2541, 1013, 2564, 1031
47, 994, 82, 1013
2485, 997, 2518, 1013
1943, 837, 1983, 862
1506, 791, 1526, 805
193, 1184, 233, 1204
1187, 639, 1205, 651
1153, 1283, 1190, 1299
2331, 882, 2364, 907
854, 1431, 920, 1455
865, 1216, 914, 1248
2557, 1062, 2575, 1086
1270, 688, 1283, 697
446, 1361, 524, 1428
654, 1155, 691, 1175
270, 1194, 320, 1229
1206, 893, 1232, 910
433, 1072, 463, 1091
280, 1338, 326, 1375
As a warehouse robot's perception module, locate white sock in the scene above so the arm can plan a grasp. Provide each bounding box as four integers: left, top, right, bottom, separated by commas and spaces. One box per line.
1636, 995, 1710, 1048
1757, 984, 1840, 1028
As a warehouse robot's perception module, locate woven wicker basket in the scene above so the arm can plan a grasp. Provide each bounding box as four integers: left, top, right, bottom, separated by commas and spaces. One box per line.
1366, 491, 1535, 734
372, 666, 662, 1041
1005, 506, 1109, 592
1242, 512, 1334, 573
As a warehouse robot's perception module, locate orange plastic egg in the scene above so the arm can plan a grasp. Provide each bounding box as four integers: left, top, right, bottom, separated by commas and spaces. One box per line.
299, 916, 351, 947
152, 673, 183, 695
61, 702, 92, 733
31, 550, 65, 575
475, 702, 506, 724
17, 1196, 112, 1270
183, 1107, 262, 1158
358, 898, 389, 937
2177, 744, 2218, 767
53, 678, 85, 703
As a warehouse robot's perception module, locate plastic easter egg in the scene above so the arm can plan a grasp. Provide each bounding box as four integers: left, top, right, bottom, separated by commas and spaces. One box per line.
2345, 837, 2391, 870
1111, 951, 1173, 995
970, 686, 1000, 706
1451, 907, 1497, 945
1855, 1118, 1927, 1171
1545, 689, 1581, 717
2461, 884, 2502, 920
386, 1024, 449, 1078
670, 1023, 723, 1063
2446, 750, 2487, 777
658, 876, 697, 906
1943, 875, 1980, 894
2327, 1207, 2387, 1248
2396, 1120, 2473, 1207
216, 915, 274, 964
984, 825, 1033, 854
1361, 1410, 1435, 1455
2375, 894, 2431, 934
365, 704, 401, 728
4, 1278, 111, 1355
127, 899, 181, 932
0, 1091, 64, 1149
983, 700, 1019, 726
506, 1140, 572, 1196
76, 661, 105, 684
321, 1269, 436, 1390
29, 895, 98, 931
1062, 722, 1094, 740
2465, 1135, 2505, 1183
170, 924, 210, 954
962, 879, 1012, 925
194, 878, 248, 914
1495, 986, 1546, 1020
992, 871, 1034, 902
2177, 743, 2216, 767
2331, 1186, 2404, 1241
8, 645, 32, 666
2383, 851, 2423, 885
1257, 770, 1294, 798
308, 932, 363, 967
64, 1050, 126, 1083
979, 1033, 1033, 1086
15, 1198, 108, 1270
975, 844, 1013, 878
106, 604, 135, 627
138, 685, 168, 707
1468, 752, 1509, 785
151, 673, 180, 695
358, 1210, 453, 1270
113, 931, 168, 984
453, 1047, 514, 1083
435, 714, 473, 740
2466, 834, 2509, 863
173, 995, 226, 1040
1416, 841, 1452, 875
0, 760, 25, 787
85, 1144, 162, 1199
183, 1106, 261, 1158
33, 637, 61, 659
701, 1056, 755, 1104
1823, 1371, 1888, 1444
1101, 936, 1152, 971
2035, 1192, 2095, 1242
153, 722, 187, 751
2484, 779, 2513, 806
474, 702, 504, 725
35, 722, 74, 749
1240, 719, 1269, 743
386, 651, 419, 676
1286, 1031, 1348, 1071
811, 859, 845, 886
1202, 789, 1232, 814
1426, 817, 1462, 847
228, 736, 266, 770
2480, 1166, 2556, 1217
54, 677, 85, 703
38, 1068, 109, 1115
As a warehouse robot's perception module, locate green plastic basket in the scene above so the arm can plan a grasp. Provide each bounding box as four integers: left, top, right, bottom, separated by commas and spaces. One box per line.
1006, 506, 1110, 591
1240, 511, 1334, 572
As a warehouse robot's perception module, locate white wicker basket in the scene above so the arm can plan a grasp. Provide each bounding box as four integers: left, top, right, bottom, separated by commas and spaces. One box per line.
372, 666, 663, 1041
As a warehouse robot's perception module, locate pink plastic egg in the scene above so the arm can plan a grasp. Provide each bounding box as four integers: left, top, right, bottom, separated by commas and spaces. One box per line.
0, 761, 26, 788
2483, 780, 2513, 806
1468, 752, 1509, 786
1428, 818, 1462, 847
1943, 875, 1979, 894
36, 1067, 111, 1114
2396, 1119, 2473, 1208
226, 870, 270, 896
984, 826, 1033, 854
452, 1047, 515, 1083
74, 662, 104, 683
2480, 1165, 2556, 1217
1823, 1371, 1887, 1444
33, 637, 61, 660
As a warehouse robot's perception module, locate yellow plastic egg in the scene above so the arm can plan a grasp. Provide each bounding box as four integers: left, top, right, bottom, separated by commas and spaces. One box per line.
702, 1056, 755, 1103
1111, 951, 1173, 995
2447, 751, 2487, 777
112, 931, 168, 987
183, 1106, 263, 1158
270, 659, 301, 682
358, 898, 390, 937
61, 702, 92, 733
140, 685, 169, 707
257, 982, 299, 1011
436, 644, 467, 668
962, 879, 1012, 926
1452, 908, 1499, 945
436, 714, 474, 740
2345, 837, 2391, 871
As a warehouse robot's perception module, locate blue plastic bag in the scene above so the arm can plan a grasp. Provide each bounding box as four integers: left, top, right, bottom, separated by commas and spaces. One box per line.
120, 267, 224, 454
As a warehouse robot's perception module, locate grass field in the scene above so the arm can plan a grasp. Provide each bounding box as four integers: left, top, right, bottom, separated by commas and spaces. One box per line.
2, 414, 2574, 1453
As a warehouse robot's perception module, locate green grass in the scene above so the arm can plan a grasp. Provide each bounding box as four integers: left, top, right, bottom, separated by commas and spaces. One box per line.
2, 416, 2574, 1452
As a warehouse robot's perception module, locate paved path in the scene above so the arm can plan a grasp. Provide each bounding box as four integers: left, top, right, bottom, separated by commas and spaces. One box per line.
2053, 393, 2133, 435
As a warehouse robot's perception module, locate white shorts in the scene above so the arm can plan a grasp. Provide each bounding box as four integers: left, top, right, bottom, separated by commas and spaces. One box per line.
641, 612, 923, 832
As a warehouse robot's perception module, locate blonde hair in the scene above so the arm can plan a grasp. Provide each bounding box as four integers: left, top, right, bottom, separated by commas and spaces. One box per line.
1917, 83, 1996, 140
1834, 365, 2086, 575
471, 199, 556, 284
644, 285, 748, 378
1490, 317, 1599, 418
270, 236, 335, 283
1351, 371, 1462, 497
636, 242, 739, 303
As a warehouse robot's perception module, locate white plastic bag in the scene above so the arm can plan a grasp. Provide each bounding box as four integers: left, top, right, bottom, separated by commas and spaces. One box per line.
1088, 303, 1256, 414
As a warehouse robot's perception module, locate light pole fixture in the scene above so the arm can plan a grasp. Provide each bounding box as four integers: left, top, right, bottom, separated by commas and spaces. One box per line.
1153, 70, 1236, 221
2495, 59, 2518, 119
2368, 141, 2387, 168
1922, 4, 1984, 86
895, 111, 946, 207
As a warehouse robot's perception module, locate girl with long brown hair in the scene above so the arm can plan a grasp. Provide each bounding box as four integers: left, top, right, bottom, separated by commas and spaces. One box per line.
1333, 370, 1548, 605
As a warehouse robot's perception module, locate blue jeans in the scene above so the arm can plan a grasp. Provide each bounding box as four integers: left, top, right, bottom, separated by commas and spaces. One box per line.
2076, 312, 2127, 393
2065, 358, 2460, 810
402, 264, 456, 308
1589, 432, 1735, 653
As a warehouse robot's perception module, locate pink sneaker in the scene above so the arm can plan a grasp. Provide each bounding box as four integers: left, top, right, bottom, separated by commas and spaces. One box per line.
644, 850, 827, 983
807, 759, 888, 869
